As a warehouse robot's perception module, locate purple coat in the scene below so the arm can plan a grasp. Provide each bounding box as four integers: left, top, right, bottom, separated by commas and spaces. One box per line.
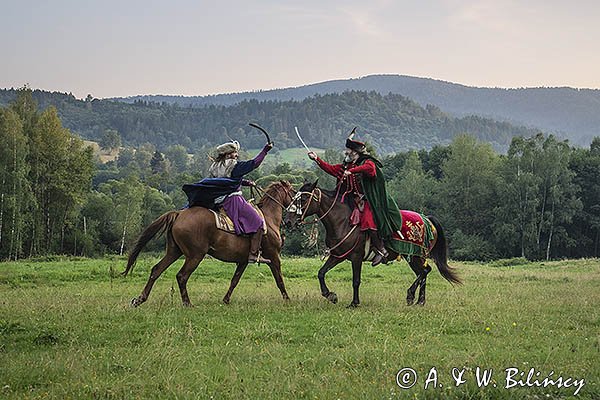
221, 146, 269, 235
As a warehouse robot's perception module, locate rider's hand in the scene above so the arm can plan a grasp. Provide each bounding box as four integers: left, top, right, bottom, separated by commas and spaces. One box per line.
247, 180, 256, 187
265, 142, 274, 152
343, 170, 352, 177
307, 151, 317, 160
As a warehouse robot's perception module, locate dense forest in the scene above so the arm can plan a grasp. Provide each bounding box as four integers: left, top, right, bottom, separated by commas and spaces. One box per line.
113, 74, 600, 146
0, 88, 538, 154
1, 88, 599, 261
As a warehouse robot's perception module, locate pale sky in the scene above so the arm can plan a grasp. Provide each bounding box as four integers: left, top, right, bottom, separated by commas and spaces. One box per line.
2, 0, 599, 99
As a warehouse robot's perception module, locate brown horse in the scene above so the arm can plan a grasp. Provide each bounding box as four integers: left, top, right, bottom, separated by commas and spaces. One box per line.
285, 181, 460, 308
123, 180, 296, 307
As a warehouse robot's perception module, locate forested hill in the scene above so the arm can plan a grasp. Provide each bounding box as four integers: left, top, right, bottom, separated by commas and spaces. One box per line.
116, 75, 600, 146
0, 89, 536, 154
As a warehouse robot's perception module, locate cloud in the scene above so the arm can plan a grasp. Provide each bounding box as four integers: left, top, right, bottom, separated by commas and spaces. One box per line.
268, 2, 392, 39
444, 0, 528, 35
338, 4, 389, 39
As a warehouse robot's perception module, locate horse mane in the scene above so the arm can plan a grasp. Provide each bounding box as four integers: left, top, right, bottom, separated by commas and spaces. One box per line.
257, 180, 291, 208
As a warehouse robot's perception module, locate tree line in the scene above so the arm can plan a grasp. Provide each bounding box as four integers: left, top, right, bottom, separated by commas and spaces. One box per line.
0, 88, 539, 154
1, 88, 598, 261
383, 134, 600, 260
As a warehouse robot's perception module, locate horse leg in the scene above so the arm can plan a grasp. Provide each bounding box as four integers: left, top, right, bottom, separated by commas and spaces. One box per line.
267, 255, 290, 301
347, 256, 363, 308
131, 245, 182, 307
318, 256, 344, 304
222, 262, 248, 305
176, 256, 204, 307
416, 259, 432, 306
406, 256, 425, 306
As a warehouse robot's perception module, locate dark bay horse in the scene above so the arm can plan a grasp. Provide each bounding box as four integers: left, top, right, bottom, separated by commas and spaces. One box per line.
285, 181, 460, 308
123, 180, 295, 307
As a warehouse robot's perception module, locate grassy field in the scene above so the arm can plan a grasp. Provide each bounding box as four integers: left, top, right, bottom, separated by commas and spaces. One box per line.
1, 256, 598, 399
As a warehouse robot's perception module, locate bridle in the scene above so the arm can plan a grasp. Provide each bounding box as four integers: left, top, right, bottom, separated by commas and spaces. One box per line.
287, 188, 322, 224
287, 183, 362, 259
287, 181, 344, 225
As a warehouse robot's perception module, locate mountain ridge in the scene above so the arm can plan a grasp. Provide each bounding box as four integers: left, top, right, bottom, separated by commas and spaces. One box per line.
114, 74, 600, 146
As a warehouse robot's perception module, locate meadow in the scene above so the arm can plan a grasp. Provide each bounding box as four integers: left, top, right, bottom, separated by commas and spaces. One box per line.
0, 256, 598, 399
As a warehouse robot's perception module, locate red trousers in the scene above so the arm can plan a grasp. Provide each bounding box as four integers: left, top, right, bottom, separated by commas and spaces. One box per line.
350, 200, 377, 231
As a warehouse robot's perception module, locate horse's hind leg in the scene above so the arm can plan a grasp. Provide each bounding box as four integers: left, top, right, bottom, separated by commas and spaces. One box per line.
131, 245, 182, 307
406, 256, 425, 306
416, 259, 431, 306
176, 255, 204, 307
223, 262, 248, 305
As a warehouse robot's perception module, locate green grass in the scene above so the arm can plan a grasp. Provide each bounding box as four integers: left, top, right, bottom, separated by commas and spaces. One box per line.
1, 257, 599, 399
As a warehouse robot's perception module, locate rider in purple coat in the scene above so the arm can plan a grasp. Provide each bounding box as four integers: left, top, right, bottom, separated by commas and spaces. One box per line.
207, 140, 273, 263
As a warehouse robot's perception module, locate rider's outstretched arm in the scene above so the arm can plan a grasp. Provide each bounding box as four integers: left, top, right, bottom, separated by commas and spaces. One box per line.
313, 157, 344, 179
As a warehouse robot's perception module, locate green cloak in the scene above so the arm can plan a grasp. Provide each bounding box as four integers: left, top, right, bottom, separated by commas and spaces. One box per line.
356, 155, 433, 257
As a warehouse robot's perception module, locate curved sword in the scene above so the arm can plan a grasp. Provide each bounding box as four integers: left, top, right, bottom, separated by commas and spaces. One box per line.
294, 126, 311, 152
248, 123, 272, 144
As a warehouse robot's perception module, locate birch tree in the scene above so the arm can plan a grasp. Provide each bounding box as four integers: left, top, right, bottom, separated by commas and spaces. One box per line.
0, 108, 29, 260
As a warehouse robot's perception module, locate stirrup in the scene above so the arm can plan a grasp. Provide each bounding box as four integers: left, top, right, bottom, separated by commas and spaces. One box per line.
248, 253, 271, 264
371, 249, 388, 267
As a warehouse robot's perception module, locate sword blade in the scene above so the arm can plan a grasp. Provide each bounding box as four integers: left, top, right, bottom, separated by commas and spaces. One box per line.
294, 126, 311, 152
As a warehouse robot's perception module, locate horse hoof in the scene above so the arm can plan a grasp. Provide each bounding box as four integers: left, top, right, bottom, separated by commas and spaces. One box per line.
222, 297, 231, 305
346, 302, 359, 309
406, 297, 415, 306
282, 294, 290, 301
325, 292, 338, 304
130, 298, 141, 308
182, 302, 194, 308
416, 300, 426, 306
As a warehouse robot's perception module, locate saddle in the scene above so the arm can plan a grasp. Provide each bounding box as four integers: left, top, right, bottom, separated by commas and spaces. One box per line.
209, 204, 267, 235
362, 211, 436, 261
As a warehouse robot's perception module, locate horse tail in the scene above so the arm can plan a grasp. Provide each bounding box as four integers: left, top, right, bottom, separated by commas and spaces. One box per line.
122, 211, 180, 277
427, 215, 461, 285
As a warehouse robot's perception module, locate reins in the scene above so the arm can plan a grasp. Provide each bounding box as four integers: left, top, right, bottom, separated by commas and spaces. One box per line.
294, 179, 345, 225
291, 180, 362, 260
324, 225, 361, 259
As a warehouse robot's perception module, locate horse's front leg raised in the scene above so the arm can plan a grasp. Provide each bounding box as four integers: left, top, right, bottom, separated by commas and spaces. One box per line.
318, 256, 344, 304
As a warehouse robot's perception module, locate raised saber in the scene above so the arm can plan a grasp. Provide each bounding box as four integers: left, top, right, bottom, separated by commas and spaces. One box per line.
249, 123, 272, 144
294, 126, 311, 153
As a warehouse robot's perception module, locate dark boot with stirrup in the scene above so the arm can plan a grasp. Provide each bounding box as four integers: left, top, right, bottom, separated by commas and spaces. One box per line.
248, 232, 271, 264
369, 230, 389, 267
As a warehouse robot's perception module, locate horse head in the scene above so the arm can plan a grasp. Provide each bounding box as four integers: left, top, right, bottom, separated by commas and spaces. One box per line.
284, 179, 322, 229
258, 180, 296, 211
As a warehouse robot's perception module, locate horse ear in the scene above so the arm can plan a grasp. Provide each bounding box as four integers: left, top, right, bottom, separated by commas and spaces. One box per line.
311, 179, 319, 190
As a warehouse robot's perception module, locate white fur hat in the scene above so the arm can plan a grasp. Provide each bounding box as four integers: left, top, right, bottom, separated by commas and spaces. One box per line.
215, 141, 240, 155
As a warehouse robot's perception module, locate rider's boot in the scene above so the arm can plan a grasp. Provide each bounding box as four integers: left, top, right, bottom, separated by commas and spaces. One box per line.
248, 231, 271, 264
369, 230, 389, 267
